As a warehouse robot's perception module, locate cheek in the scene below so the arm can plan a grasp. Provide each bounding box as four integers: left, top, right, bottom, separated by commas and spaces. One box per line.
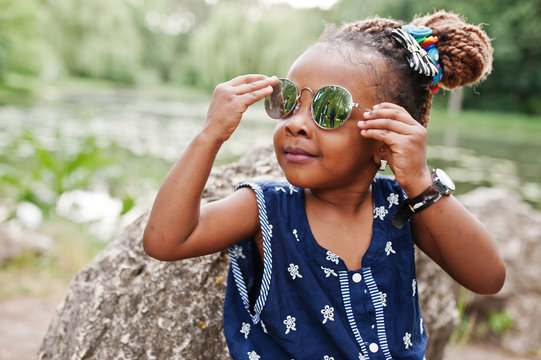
272, 121, 288, 145
272, 123, 286, 161
327, 131, 376, 164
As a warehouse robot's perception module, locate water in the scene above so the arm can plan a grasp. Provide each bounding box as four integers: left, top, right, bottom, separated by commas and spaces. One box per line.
2, 88, 540, 224
0, 88, 275, 165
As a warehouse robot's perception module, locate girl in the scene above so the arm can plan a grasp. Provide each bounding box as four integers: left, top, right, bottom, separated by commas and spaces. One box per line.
143, 10, 505, 360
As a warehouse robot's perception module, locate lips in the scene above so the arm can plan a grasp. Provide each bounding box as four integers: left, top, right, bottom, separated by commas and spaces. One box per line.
284, 146, 316, 163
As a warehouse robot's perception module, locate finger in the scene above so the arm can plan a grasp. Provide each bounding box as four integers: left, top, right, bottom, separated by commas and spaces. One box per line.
234, 76, 278, 95
228, 74, 275, 86
359, 127, 401, 144
363, 107, 419, 126
373, 102, 407, 111
239, 85, 275, 105
358, 117, 412, 135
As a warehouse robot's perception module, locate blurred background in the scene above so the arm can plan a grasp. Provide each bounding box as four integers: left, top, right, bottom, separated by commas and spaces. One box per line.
0, 0, 540, 359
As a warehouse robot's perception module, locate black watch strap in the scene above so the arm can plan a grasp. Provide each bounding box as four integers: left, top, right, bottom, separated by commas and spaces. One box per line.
390, 202, 414, 229
390, 177, 450, 229
390, 190, 441, 229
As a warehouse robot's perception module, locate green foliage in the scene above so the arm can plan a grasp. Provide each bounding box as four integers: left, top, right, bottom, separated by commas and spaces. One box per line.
0, 131, 115, 217
133, 0, 211, 83
2, 0, 541, 113
0, 0, 47, 100
332, 0, 541, 114
0, 0, 44, 78
488, 310, 514, 335
184, 2, 322, 89
0, 123, 172, 225
42, 0, 142, 83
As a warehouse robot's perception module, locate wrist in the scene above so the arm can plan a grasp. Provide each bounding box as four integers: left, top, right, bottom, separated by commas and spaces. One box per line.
198, 123, 229, 147
391, 168, 455, 229
400, 169, 432, 198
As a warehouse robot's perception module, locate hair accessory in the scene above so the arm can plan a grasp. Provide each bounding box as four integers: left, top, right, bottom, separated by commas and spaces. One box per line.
391, 25, 443, 93
379, 159, 388, 171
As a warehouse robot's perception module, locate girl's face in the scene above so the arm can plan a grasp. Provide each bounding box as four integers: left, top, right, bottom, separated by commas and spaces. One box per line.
272, 44, 382, 190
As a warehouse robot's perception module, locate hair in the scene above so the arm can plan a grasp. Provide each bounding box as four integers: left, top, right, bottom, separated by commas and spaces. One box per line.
318, 10, 493, 126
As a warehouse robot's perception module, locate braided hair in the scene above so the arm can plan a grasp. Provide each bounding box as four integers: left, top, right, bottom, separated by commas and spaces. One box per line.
318, 11, 493, 126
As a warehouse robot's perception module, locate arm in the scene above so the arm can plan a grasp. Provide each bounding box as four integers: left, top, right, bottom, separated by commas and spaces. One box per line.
143, 74, 278, 261
359, 103, 506, 294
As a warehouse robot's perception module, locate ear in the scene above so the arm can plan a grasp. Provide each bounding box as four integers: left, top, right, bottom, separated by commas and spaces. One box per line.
371, 142, 387, 167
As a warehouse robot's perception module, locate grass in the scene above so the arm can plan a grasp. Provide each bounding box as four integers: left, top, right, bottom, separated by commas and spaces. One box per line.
0, 220, 105, 301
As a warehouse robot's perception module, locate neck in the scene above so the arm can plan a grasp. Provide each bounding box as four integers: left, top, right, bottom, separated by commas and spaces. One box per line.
306, 182, 373, 215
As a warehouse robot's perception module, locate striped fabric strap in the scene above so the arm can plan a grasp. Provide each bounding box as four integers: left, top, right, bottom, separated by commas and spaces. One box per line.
362, 267, 393, 360
229, 182, 273, 324
391, 28, 439, 77
339, 271, 370, 359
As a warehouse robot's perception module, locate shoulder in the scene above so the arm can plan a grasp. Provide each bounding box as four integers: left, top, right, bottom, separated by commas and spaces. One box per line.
236, 180, 301, 196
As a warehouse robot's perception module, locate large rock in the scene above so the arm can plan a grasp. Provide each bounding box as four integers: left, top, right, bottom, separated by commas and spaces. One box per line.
459, 187, 541, 357
39, 146, 458, 359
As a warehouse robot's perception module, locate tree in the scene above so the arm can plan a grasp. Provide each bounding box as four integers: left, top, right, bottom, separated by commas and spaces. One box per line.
41, 0, 142, 83
330, 0, 541, 114
184, 1, 323, 89
0, 0, 44, 81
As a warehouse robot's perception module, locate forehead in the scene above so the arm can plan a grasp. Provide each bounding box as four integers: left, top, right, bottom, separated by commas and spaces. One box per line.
287, 43, 381, 101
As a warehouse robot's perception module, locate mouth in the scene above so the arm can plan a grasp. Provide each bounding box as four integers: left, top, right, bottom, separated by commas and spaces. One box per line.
284, 146, 316, 163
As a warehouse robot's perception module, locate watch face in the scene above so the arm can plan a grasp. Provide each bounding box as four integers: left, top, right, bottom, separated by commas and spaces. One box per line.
435, 168, 456, 192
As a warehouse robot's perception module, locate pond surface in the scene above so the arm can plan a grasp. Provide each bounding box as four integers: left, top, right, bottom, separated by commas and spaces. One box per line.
2, 87, 540, 233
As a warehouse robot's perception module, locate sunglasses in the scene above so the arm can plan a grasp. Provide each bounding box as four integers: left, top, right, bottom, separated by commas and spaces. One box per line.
264, 78, 370, 130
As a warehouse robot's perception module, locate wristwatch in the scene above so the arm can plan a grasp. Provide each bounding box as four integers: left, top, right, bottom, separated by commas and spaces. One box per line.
390, 168, 455, 229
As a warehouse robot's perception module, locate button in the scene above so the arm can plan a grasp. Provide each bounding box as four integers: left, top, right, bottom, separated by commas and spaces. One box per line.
352, 273, 362, 283
369, 343, 379, 353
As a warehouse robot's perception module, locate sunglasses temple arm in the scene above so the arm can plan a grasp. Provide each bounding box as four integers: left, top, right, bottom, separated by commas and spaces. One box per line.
353, 103, 372, 111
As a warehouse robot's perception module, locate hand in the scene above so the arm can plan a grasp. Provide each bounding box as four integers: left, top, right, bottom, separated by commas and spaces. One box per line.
358, 102, 432, 197
203, 74, 278, 143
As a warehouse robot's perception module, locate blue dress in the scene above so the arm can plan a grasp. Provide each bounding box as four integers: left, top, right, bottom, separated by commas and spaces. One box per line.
224, 177, 427, 360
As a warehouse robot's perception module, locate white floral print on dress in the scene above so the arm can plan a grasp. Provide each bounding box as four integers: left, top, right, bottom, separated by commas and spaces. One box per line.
288, 263, 303, 280
292, 228, 300, 241
275, 185, 298, 195
359, 353, 365, 360
323, 356, 335, 360
420, 318, 424, 334
321, 305, 335, 324
321, 266, 338, 278
385, 241, 396, 256
387, 193, 399, 208
247, 351, 260, 360
231, 245, 246, 260
240, 322, 250, 339
284, 315, 296, 334
403, 332, 413, 349
374, 205, 388, 220
326, 250, 340, 264
412, 279, 417, 296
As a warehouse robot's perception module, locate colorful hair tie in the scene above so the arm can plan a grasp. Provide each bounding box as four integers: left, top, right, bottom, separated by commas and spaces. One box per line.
392, 25, 443, 93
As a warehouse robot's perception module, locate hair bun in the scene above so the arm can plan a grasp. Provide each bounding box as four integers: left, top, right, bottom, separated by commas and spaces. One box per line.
411, 10, 493, 90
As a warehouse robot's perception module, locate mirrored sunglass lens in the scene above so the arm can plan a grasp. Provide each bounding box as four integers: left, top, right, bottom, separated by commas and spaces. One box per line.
312, 86, 353, 129
264, 79, 297, 119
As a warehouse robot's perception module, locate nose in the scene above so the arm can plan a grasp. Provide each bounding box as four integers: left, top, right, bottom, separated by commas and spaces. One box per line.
284, 91, 313, 136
